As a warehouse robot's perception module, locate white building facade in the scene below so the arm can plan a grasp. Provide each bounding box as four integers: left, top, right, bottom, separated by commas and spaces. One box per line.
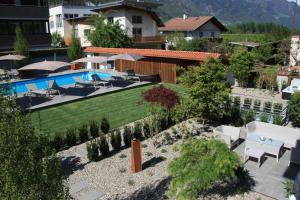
49, 4, 97, 37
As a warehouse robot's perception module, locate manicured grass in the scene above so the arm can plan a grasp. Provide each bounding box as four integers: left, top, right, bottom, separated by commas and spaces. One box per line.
31, 83, 187, 137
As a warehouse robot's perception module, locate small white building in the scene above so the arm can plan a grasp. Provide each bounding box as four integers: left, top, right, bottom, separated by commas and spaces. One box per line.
49, 1, 97, 41
65, 0, 165, 48
289, 35, 300, 66
158, 15, 227, 40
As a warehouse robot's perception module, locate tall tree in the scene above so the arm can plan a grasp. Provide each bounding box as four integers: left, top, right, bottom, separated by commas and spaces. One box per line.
67, 34, 83, 61
230, 50, 255, 87
13, 25, 29, 57
180, 59, 231, 122
0, 93, 65, 199
88, 17, 132, 48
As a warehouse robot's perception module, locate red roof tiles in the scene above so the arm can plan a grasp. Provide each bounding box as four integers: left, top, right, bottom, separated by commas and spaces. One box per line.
158, 16, 227, 32
84, 47, 221, 61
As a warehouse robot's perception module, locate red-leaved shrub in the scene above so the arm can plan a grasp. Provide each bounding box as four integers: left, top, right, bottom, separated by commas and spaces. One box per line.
143, 85, 179, 109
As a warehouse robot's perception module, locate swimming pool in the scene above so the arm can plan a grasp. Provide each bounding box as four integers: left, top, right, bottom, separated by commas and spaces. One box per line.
1, 71, 112, 95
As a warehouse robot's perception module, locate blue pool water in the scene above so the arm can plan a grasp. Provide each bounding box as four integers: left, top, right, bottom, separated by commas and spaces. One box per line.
1, 71, 112, 95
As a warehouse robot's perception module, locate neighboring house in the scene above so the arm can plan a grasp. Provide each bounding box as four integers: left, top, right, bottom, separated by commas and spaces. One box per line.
49, 0, 97, 44
159, 15, 227, 40
67, 0, 165, 48
289, 35, 300, 66
0, 0, 51, 50
65, 16, 93, 47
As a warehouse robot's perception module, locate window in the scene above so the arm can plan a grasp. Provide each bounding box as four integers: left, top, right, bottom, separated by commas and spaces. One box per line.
0, 21, 8, 35
74, 14, 78, 18
33, 21, 44, 34
50, 20, 54, 29
199, 31, 203, 37
84, 29, 90, 37
132, 28, 142, 36
22, 21, 33, 34
44, 21, 49, 33
107, 17, 114, 24
56, 14, 62, 28
132, 16, 142, 24
8, 22, 18, 34
72, 25, 78, 37
211, 32, 215, 38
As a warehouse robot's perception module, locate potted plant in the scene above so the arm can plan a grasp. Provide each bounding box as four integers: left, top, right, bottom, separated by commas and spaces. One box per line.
284, 180, 296, 200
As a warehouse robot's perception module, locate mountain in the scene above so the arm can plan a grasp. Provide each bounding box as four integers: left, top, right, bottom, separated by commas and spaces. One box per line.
153, 0, 300, 28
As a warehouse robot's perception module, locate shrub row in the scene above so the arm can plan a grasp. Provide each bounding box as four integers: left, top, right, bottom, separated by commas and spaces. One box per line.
50, 117, 110, 152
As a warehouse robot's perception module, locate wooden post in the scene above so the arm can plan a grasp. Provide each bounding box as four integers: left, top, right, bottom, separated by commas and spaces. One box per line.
131, 139, 142, 173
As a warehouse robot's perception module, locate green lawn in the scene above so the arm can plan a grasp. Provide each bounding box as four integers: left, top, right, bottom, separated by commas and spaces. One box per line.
31, 83, 187, 137
222, 33, 269, 43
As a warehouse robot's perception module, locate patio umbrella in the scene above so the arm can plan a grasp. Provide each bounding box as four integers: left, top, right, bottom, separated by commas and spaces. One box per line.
18, 60, 70, 72
71, 56, 109, 73
107, 54, 144, 61
0, 54, 26, 61
71, 56, 108, 64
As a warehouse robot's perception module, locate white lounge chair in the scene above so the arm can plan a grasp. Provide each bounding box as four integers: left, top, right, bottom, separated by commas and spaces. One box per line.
73, 76, 95, 88
213, 125, 241, 149
91, 74, 113, 88
26, 83, 49, 97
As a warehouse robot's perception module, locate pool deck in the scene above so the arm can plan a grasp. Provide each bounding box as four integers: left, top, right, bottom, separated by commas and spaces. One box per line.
14, 70, 158, 111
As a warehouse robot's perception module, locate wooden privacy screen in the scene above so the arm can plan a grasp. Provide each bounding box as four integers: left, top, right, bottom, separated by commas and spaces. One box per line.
115, 57, 178, 83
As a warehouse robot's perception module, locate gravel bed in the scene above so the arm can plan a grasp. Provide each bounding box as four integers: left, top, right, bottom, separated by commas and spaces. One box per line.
60, 120, 275, 200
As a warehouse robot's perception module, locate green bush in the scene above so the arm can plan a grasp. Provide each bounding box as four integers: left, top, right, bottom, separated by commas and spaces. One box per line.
168, 139, 240, 200
100, 117, 110, 134
98, 134, 110, 157
233, 96, 241, 107
133, 121, 143, 140
89, 120, 99, 138
86, 140, 99, 161
288, 93, 300, 126
123, 126, 132, 147
110, 129, 122, 151
143, 121, 151, 138
66, 128, 77, 147
79, 124, 89, 143
273, 114, 282, 125
273, 103, 283, 114
260, 113, 269, 123
51, 132, 64, 152
244, 109, 255, 125
230, 106, 243, 127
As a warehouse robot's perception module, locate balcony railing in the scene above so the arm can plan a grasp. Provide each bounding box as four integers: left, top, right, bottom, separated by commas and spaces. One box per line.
132, 35, 166, 44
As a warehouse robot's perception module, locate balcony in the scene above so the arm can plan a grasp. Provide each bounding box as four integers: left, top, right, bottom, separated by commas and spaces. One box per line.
0, 4, 49, 19
132, 35, 166, 44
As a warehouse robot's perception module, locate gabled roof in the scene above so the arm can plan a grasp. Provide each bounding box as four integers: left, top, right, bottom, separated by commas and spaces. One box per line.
84, 47, 221, 61
158, 16, 227, 32
91, 0, 163, 27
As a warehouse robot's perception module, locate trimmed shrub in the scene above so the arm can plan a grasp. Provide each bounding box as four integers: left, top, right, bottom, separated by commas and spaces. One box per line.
110, 129, 122, 151
233, 96, 241, 107
263, 101, 272, 113
123, 126, 132, 147
260, 113, 269, 123
89, 120, 99, 138
230, 106, 243, 127
244, 109, 255, 125
288, 93, 300, 126
51, 132, 64, 152
168, 139, 240, 200
142, 85, 180, 109
66, 128, 77, 147
273, 114, 282, 125
79, 124, 89, 143
86, 140, 99, 161
98, 134, 110, 157
100, 117, 110, 134
133, 121, 143, 140
143, 121, 151, 138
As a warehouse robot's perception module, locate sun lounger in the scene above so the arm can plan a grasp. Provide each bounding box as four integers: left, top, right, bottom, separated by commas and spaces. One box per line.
47, 80, 65, 96
73, 76, 95, 88
26, 83, 49, 97
126, 69, 140, 82
91, 74, 113, 88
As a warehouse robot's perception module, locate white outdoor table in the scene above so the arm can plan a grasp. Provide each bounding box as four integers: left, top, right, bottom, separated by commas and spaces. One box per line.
246, 134, 284, 162
244, 148, 265, 168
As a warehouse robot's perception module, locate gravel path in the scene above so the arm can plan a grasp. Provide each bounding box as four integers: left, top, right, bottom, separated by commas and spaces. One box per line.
60, 120, 276, 200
